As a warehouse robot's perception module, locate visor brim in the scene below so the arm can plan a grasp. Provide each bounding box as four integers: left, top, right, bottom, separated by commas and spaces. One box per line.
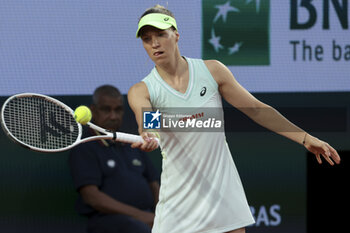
136, 13, 177, 38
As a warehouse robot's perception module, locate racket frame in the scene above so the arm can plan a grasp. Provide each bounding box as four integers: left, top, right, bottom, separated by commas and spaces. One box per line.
1, 93, 146, 153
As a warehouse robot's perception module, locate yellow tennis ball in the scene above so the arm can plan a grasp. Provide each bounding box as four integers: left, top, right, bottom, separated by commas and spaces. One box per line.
74, 105, 92, 125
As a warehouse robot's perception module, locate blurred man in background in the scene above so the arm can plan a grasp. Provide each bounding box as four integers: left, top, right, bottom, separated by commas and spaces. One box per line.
69, 85, 159, 233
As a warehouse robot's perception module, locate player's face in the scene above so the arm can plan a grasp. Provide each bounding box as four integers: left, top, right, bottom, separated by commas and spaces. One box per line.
91, 95, 124, 131
140, 26, 179, 65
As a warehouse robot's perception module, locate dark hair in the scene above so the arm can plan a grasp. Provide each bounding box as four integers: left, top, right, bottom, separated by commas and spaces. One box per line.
92, 85, 122, 105
139, 4, 175, 20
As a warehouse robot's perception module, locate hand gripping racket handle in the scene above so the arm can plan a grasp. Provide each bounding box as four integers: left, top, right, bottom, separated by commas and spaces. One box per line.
116, 132, 160, 145
87, 122, 159, 145
116, 132, 143, 143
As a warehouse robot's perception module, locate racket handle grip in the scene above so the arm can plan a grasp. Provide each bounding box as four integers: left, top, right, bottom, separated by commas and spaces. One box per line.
116, 132, 159, 145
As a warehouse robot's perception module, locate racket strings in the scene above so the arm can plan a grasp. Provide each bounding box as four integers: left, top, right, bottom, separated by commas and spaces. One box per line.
2, 96, 79, 150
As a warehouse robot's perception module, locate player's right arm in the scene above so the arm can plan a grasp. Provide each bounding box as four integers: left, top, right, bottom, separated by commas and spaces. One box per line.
128, 82, 158, 152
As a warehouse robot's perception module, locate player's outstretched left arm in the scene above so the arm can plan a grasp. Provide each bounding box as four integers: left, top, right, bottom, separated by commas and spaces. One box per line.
204, 60, 341, 165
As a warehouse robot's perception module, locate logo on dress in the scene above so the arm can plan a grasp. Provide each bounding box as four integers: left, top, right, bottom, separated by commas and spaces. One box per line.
200, 87, 207, 96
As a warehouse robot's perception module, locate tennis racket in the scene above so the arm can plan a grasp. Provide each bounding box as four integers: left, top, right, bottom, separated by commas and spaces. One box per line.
1, 93, 156, 153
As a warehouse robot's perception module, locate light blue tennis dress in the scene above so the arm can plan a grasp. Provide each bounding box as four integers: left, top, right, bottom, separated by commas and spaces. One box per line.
142, 57, 255, 233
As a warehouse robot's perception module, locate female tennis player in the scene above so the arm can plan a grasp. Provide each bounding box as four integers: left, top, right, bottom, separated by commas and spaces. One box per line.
128, 5, 341, 233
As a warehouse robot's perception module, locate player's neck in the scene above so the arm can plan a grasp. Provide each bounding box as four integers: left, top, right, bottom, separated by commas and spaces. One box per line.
155, 50, 187, 81
156, 54, 189, 94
